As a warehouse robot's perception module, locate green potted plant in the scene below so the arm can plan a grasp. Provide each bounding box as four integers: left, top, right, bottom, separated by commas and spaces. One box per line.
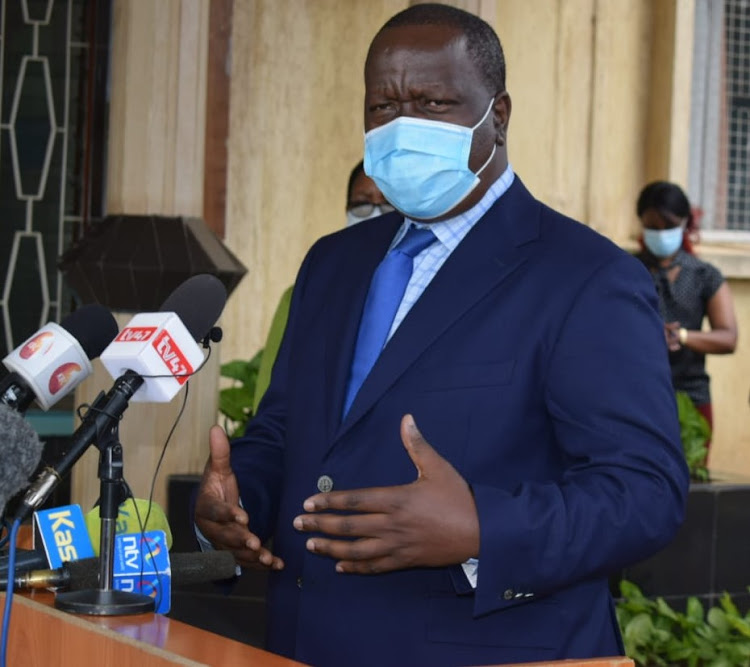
218, 350, 263, 438
616, 580, 750, 665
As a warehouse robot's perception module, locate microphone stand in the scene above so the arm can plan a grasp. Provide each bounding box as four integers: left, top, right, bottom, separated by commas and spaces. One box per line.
55, 372, 154, 615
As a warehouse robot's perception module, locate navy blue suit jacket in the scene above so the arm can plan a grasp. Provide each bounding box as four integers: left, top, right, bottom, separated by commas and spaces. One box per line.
230, 177, 689, 665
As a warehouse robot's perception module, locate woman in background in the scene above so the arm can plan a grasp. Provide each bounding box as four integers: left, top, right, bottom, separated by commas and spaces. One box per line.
635, 181, 737, 452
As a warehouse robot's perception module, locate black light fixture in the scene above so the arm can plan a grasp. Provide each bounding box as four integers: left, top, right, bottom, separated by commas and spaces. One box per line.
59, 215, 247, 311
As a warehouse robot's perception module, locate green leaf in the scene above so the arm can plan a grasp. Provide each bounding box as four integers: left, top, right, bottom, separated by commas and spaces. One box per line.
675, 391, 711, 480
623, 612, 656, 646
220, 350, 263, 385
686, 596, 705, 623
655, 597, 680, 621
707, 607, 730, 633
620, 579, 646, 600
218, 386, 254, 422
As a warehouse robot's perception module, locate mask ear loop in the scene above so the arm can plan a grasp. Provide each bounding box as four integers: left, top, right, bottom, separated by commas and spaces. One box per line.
471, 98, 498, 178
471, 97, 496, 131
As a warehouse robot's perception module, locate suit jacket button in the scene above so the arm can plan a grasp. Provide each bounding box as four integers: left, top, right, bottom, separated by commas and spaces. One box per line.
296, 577, 303, 589
317, 475, 334, 492
503, 589, 514, 600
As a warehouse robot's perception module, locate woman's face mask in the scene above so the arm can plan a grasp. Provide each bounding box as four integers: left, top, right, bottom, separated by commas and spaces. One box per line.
346, 203, 395, 227
643, 226, 684, 258
641, 209, 687, 258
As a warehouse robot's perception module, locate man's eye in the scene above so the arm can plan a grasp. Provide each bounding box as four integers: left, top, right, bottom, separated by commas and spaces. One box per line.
370, 101, 395, 112
425, 99, 448, 109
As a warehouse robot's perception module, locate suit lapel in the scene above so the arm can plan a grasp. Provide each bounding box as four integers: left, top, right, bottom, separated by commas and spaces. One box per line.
333, 177, 543, 444
323, 214, 404, 441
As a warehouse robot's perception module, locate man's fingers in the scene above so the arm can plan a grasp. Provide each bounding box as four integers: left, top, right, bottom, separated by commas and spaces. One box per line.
303, 487, 400, 513
196, 495, 248, 525
293, 511, 386, 536
208, 424, 233, 474
304, 536, 389, 564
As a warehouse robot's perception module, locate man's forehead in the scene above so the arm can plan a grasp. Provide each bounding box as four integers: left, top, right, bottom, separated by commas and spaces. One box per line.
365, 25, 477, 88
368, 23, 467, 59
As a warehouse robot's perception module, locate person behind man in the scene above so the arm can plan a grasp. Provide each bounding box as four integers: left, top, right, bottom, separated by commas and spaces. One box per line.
252, 161, 391, 413
635, 180, 738, 451
345, 159, 394, 228
196, 4, 689, 664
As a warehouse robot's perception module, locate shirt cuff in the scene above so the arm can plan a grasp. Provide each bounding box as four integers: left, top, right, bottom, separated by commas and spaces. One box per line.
461, 557, 479, 588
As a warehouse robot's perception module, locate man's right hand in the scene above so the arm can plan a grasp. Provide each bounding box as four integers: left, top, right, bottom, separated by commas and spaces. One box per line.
194, 425, 284, 570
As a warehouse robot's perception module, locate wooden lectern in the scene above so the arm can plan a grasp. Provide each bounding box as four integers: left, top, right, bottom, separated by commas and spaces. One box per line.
0, 593, 635, 667
2, 528, 634, 666
1, 590, 302, 666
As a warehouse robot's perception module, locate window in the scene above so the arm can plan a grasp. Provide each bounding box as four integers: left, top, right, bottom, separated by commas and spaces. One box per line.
689, 0, 750, 237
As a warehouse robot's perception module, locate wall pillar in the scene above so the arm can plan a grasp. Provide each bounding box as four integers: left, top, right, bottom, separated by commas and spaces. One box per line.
71, 0, 216, 511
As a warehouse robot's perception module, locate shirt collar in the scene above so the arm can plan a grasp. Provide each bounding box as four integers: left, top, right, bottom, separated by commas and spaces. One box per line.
392, 164, 516, 251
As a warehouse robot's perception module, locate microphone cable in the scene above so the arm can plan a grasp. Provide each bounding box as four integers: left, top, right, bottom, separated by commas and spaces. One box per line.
0, 518, 21, 667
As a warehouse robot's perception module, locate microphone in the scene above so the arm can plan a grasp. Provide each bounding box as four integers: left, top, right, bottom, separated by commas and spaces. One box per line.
0, 304, 118, 413
0, 404, 44, 519
0, 550, 237, 592
13, 274, 227, 523
99, 273, 227, 402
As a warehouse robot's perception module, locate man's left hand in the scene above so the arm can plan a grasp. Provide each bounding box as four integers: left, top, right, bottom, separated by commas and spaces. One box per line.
292, 413, 480, 574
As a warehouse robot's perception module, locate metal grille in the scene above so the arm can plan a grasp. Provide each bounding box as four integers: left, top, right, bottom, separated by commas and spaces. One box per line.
725, 0, 750, 230
0, 0, 108, 360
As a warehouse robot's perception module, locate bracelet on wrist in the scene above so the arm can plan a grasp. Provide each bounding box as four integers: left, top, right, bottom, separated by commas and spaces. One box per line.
678, 327, 688, 345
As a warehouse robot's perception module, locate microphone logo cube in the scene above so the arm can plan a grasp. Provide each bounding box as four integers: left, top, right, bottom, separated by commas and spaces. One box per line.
113, 530, 171, 613
100, 313, 204, 402
33, 504, 96, 569
3, 323, 92, 410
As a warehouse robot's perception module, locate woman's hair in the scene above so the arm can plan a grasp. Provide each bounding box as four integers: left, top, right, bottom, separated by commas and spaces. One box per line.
346, 160, 366, 208
636, 180, 701, 254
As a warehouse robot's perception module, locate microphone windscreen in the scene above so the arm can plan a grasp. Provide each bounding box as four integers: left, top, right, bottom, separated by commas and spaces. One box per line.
66, 551, 236, 591
60, 304, 119, 360
158, 274, 227, 342
60, 556, 101, 591
170, 551, 237, 586
0, 404, 43, 517
84, 498, 173, 556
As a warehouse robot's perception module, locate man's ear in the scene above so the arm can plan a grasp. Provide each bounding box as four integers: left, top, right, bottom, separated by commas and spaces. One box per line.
493, 92, 511, 146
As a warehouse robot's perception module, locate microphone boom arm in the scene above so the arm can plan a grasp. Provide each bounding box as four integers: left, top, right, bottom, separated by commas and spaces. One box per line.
17, 370, 144, 523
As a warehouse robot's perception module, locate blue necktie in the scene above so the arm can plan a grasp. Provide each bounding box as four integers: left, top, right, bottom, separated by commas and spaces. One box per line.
343, 226, 436, 417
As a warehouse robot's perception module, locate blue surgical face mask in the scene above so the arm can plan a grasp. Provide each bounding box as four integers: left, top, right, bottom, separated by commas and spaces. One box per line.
363, 99, 496, 220
643, 226, 684, 258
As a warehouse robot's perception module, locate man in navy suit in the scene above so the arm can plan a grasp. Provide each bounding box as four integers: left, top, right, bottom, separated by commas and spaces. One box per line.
195, 4, 689, 665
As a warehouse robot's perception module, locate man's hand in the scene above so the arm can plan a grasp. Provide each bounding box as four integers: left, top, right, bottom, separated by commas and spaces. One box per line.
292, 414, 479, 574
195, 425, 284, 570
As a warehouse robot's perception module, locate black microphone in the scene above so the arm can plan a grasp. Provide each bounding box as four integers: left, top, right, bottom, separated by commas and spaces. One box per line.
0, 551, 237, 591
0, 549, 49, 580
13, 274, 228, 523
0, 304, 118, 413
158, 274, 227, 343
0, 404, 44, 519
